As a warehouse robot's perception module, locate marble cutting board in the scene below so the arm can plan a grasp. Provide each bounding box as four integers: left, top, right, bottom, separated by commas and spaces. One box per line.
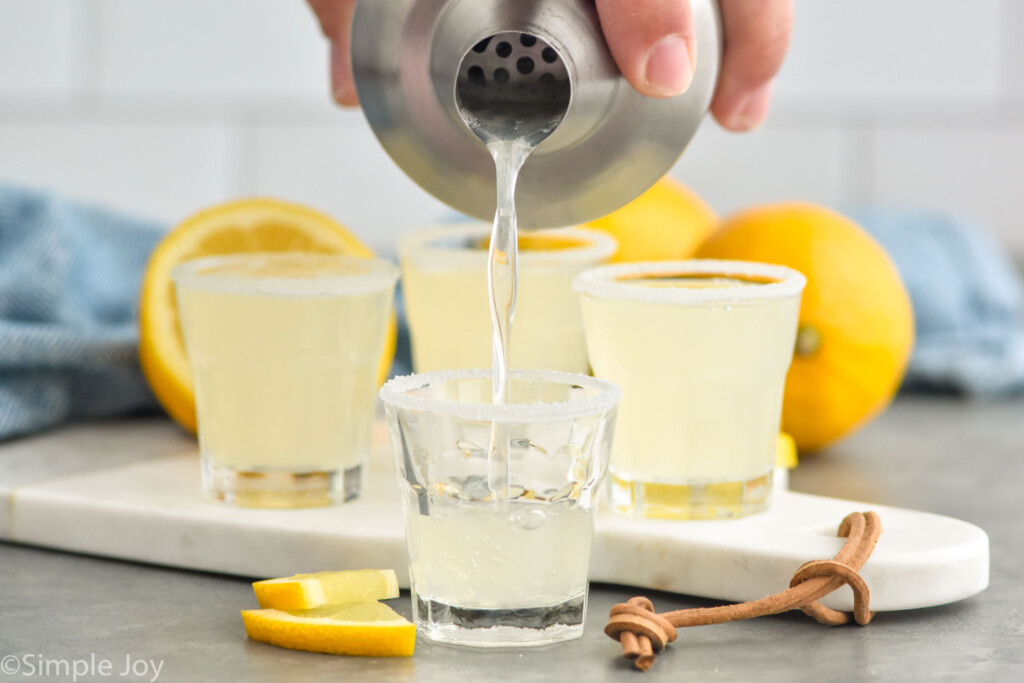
0, 418, 989, 612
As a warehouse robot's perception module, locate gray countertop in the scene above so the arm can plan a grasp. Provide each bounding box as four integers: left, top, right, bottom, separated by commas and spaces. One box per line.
2, 395, 1022, 681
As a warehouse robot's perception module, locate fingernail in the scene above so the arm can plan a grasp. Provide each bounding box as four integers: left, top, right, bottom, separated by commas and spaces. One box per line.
727, 82, 773, 131
330, 43, 357, 106
645, 35, 693, 97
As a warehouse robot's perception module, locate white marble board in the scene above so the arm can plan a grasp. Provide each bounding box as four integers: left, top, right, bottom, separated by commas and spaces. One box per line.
0, 419, 989, 612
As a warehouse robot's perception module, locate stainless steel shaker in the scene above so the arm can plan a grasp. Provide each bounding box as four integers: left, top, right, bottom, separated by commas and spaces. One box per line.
352, 0, 721, 228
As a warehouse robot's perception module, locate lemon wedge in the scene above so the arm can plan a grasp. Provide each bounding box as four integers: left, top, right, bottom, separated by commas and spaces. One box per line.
241, 602, 415, 657
253, 569, 400, 611
776, 432, 798, 469
138, 198, 397, 433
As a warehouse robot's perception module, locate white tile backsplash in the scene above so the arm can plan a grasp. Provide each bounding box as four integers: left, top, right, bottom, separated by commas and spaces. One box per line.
775, 0, 1002, 105
1001, 0, 1024, 102
248, 117, 457, 255
0, 0, 86, 93
95, 0, 329, 98
870, 125, 1024, 253
0, 0, 1021, 256
0, 122, 230, 224
671, 121, 849, 217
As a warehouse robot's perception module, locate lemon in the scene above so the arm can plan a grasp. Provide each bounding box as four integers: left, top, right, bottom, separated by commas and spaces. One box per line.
241, 602, 416, 657
139, 198, 397, 434
587, 177, 717, 262
697, 203, 914, 451
254, 570, 400, 611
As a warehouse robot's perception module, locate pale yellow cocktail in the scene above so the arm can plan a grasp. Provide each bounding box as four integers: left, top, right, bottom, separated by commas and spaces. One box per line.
399, 224, 615, 374
379, 368, 620, 646
574, 260, 805, 519
173, 253, 398, 508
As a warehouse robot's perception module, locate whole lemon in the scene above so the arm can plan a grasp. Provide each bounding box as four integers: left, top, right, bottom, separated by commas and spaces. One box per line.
587, 177, 717, 262
696, 203, 914, 452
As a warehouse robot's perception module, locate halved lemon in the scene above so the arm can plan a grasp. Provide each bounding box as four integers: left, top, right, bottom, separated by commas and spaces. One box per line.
254, 569, 400, 611
139, 198, 397, 433
241, 602, 416, 657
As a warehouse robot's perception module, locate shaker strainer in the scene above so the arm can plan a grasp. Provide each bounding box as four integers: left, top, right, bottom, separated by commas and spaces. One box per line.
352, 0, 722, 228
455, 31, 572, 148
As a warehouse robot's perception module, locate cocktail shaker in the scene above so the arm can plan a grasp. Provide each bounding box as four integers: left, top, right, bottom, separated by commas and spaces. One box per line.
352, 0, 721, 228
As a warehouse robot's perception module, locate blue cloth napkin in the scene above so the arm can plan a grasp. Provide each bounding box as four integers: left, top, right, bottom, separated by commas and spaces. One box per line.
0, 185, 163, 440
851, 208, 1024, 397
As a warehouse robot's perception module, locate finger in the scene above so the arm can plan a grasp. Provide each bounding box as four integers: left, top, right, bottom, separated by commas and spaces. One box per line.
711, 0, 793, 131
307, 0, 359, 106
330, 42, 358, 107
596, 0, 696, 98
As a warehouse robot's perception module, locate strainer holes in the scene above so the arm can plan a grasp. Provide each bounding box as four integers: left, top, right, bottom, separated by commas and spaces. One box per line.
520, 34, 537, 47
467, 65, 485, 84
472, 37, 492, 54
493, 68, 510, 84
496, 41, 513, 58
516, 57, 535, 75
542, 47, 559, 64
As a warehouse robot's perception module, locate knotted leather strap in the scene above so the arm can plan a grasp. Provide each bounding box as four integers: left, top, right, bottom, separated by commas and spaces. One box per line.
605, 511, 882, 671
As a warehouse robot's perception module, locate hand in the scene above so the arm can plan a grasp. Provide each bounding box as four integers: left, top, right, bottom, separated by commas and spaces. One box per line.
308, 0, 792, 132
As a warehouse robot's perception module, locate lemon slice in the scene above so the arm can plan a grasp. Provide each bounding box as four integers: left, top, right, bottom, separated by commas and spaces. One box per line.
241, 602, 416, 657
254, 569, 400, 611
776, 432, 798, 469
139, 198, 397, 433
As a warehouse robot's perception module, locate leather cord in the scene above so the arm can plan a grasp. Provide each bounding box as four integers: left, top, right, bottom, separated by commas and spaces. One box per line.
604, 511, 882, 672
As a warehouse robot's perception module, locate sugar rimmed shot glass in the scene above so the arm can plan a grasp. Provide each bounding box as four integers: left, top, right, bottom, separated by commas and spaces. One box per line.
573, 260, 805, 520
173, 253, 398, 508
399, 224, 616, 373
379, 369, 620, 647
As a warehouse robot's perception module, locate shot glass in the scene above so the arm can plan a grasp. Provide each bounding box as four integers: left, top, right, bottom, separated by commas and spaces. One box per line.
379, 369, 620, 647
399, 223, 616, 374
173, 253, 398, 508
573, 260, 806, 520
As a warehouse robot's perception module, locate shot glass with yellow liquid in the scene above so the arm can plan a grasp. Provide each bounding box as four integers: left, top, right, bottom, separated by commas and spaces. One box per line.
380, 368, 620, 646
172, 253, 399, 508
399, 223, 616, 373
573, 260, 806, 520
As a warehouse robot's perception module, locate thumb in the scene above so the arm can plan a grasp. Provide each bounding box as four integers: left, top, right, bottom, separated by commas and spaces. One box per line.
595, 0, 696, 98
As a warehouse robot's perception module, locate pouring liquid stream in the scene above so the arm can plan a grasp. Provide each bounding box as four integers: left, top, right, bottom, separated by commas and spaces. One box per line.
459, 124, 562, 508
456, 32, 571, 507
484, 138, 532, 506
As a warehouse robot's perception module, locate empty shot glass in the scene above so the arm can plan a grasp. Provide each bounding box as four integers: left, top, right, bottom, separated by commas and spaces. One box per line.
399, 224, 616, 373
574, 260, 806, 520
173, 253, 398, 508
380, 369, 620, 647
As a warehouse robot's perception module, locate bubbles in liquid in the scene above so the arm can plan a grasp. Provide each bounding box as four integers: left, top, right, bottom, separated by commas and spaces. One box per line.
456, 439, 486, 457
515, 508, 547, 530
513, 437, 548, 457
